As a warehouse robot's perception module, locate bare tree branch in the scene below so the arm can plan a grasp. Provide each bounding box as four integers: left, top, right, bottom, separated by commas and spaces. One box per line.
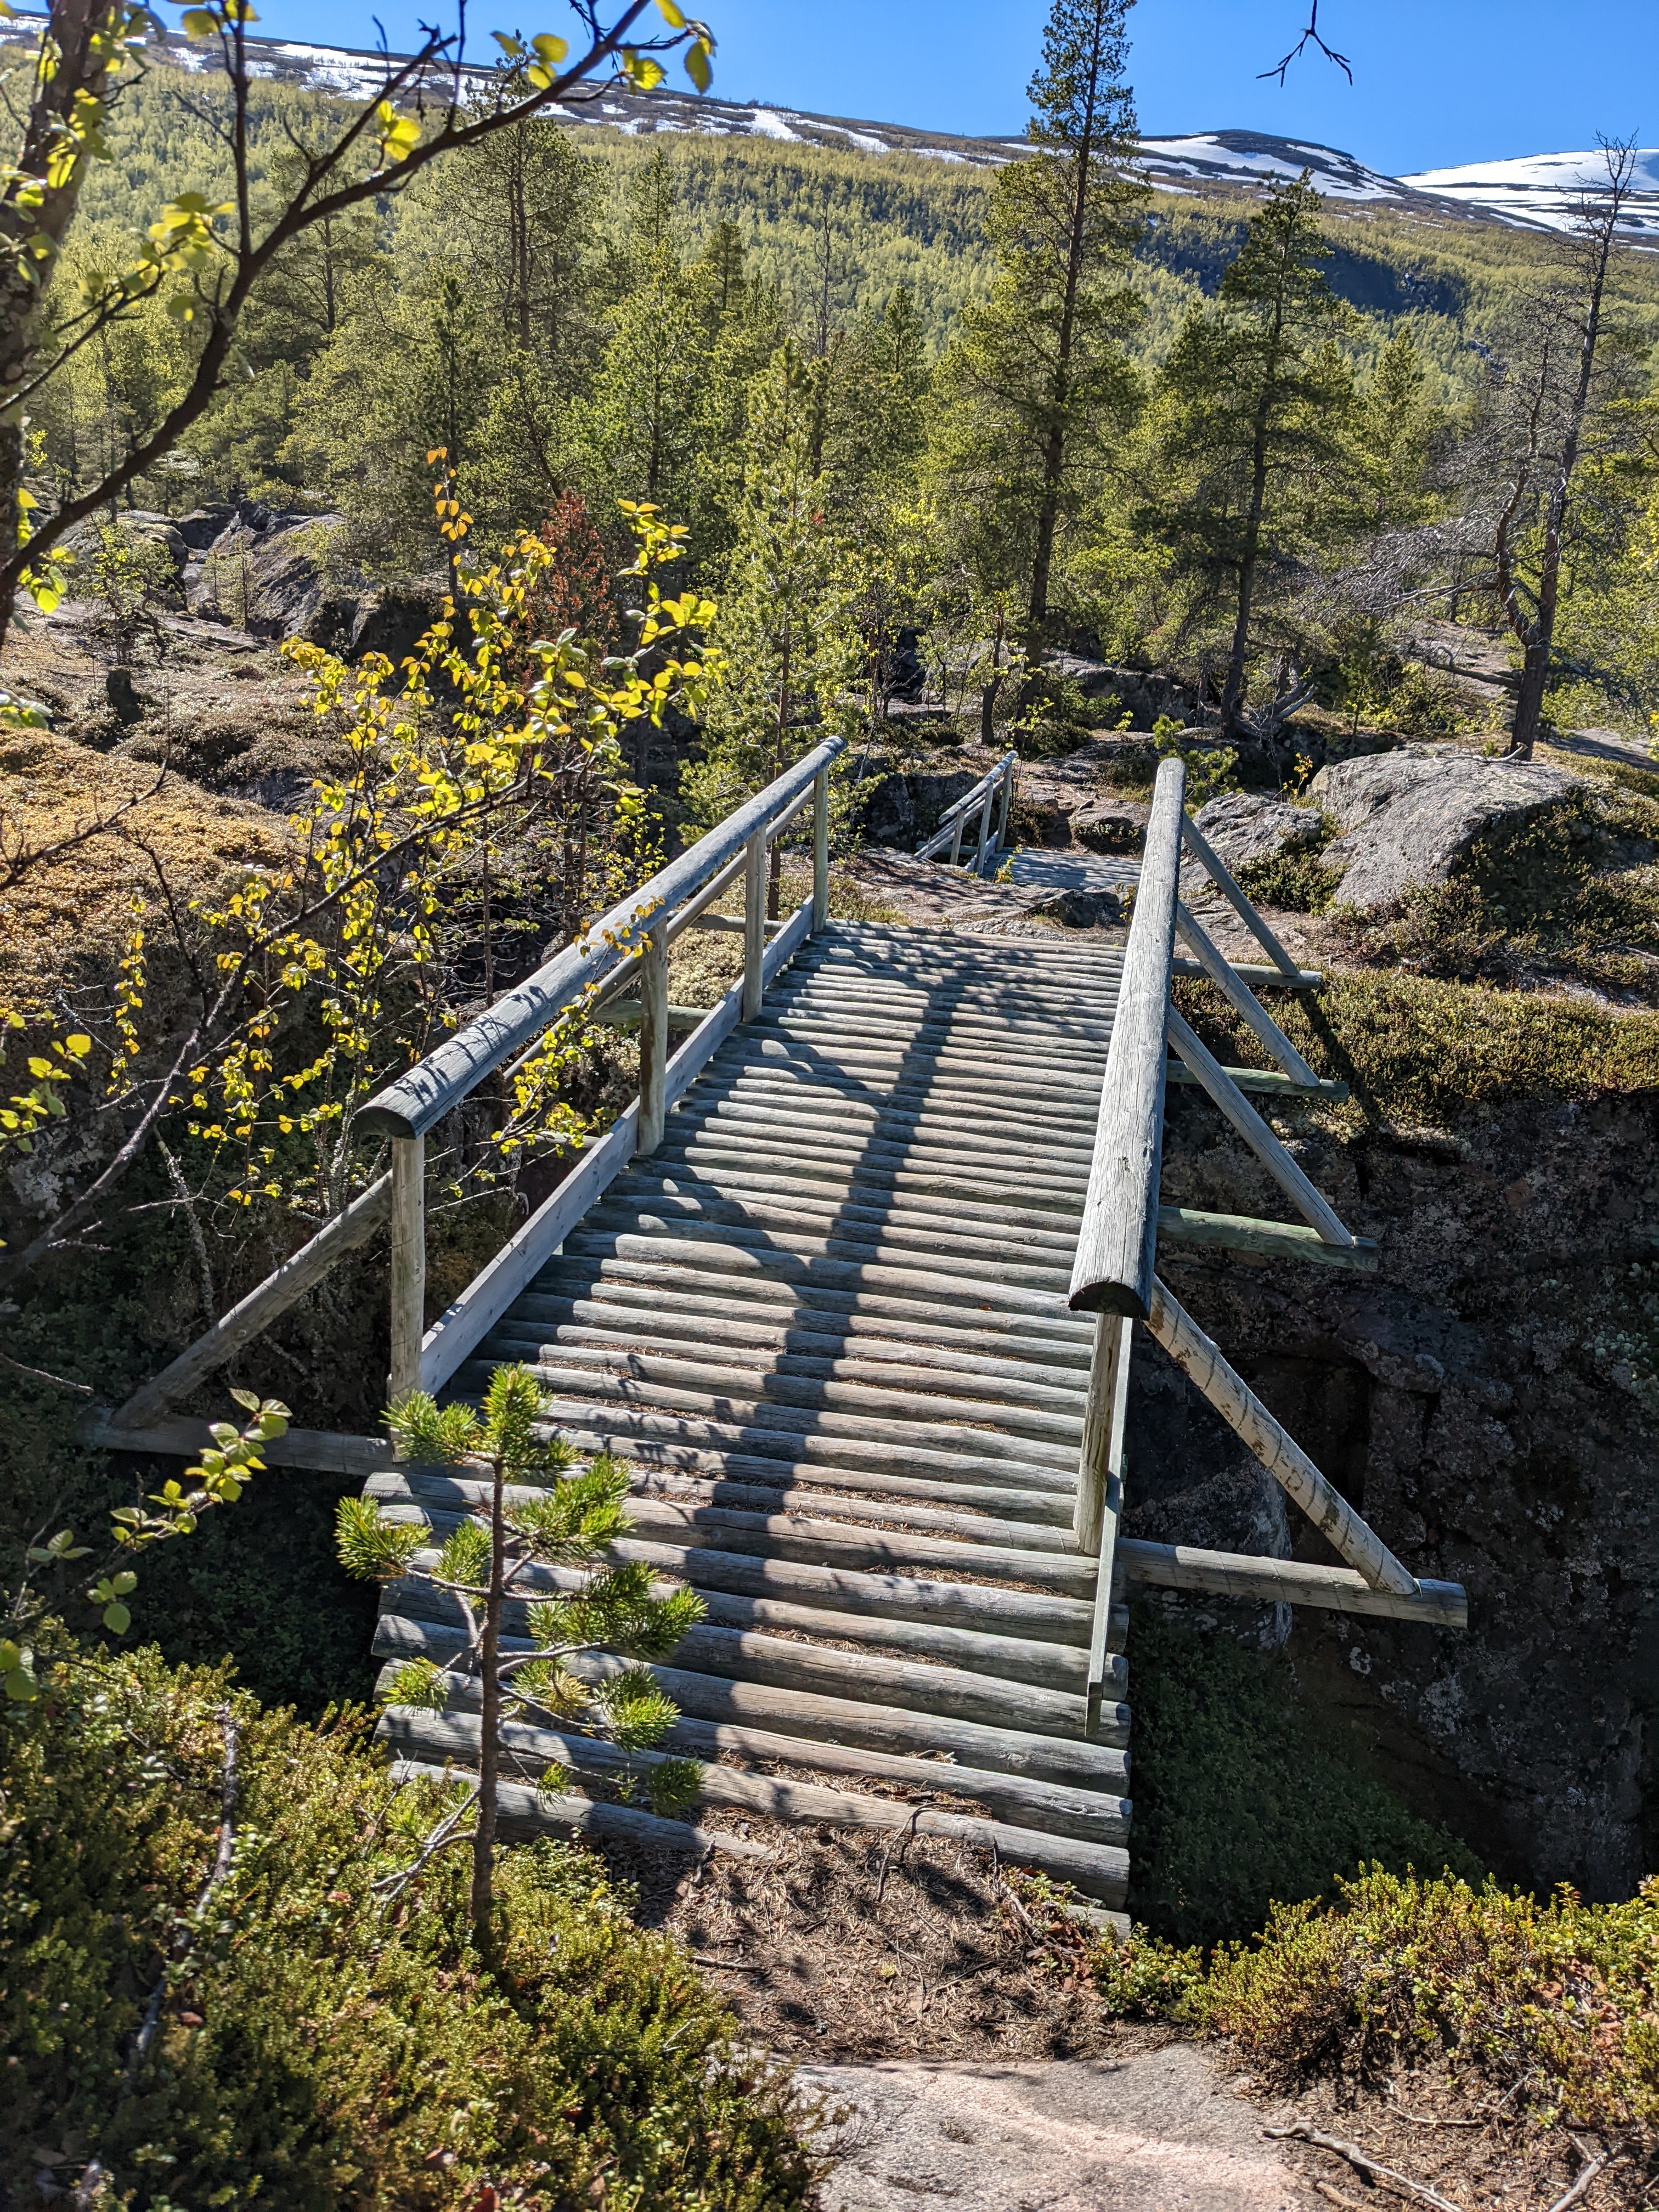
1260, 1, 1352, 84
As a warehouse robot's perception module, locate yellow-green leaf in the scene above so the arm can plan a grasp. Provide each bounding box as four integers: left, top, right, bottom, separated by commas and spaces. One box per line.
180, 7, 218, 36
621, 47, 665, 88
530, 30, 567, 63
685, 37, 712, 91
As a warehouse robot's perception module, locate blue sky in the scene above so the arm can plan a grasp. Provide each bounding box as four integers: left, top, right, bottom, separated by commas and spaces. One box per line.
240, 0, 1655, 177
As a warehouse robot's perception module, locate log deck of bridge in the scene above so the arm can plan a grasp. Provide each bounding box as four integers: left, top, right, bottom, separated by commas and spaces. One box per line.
377, 921, 1136, 1904
99, 743, 1466, 1920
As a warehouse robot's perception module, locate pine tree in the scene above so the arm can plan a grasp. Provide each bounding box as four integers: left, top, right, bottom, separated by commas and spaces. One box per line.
830, 286, 933, 510
684, 342, 857, 876
1142, 174, 1357, 730
1357, 329, 1437, 529
929, 0, 1147, 657
701, 217, 748, 320
581, 151, 710, 518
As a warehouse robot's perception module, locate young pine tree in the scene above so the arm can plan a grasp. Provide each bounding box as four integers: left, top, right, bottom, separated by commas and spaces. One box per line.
336, 1365, 704, 1945
684, 343, 858, 884
930, 0, 1147, 659
1142, 173, 1357, 731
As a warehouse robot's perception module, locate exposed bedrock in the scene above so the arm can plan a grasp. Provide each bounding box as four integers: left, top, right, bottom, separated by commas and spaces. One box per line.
1140, 1087, 1658, 1897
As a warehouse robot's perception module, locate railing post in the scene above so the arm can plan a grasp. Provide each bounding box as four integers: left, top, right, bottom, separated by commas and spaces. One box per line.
812, 764, 830, 933
974, 778, 996, 874
1079, 1313, 1133, 1737
637, 916, 669, 1153
388, 1134, 426, 1402
949, 805, 966, 867
990, 755, 1013, 863
1074, 1312, 1130, 1553
743, 827, 767, 1021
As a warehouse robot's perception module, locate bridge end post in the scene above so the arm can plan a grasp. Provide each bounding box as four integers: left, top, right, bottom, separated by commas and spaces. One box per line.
388, 1135, 426, 1403
742, 830, 767, 1021
637, 919, 669, 1153
812, 765, 830, 933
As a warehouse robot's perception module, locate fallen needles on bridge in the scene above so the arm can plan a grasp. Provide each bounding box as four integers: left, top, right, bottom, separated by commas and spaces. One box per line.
1263, 2123, 1468, 2212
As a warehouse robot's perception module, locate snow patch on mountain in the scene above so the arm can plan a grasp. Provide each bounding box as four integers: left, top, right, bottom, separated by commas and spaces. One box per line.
1402, 149, 1659, 238
1134, 130, 1407, 205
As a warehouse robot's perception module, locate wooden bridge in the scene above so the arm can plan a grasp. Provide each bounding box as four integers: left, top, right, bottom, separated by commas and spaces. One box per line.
103, 742, 1466, 1916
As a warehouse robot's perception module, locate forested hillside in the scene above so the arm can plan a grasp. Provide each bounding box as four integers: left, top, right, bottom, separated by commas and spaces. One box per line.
40, 50, 1659, 555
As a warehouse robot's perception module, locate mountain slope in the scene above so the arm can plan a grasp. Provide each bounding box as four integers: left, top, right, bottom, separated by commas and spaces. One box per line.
1403, 148, 1659, 238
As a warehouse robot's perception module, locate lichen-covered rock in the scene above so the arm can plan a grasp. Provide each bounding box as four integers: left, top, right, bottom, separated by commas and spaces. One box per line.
186, 509, 357, 642
60, 509, 189, 591
1190, 789, 1325, 873
1308, 744, 1582, 911
1072, 794, 1149, 853
1043, 653, 1199, 730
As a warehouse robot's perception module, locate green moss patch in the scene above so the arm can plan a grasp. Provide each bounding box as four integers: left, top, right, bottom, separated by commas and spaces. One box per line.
1125, 1607, 1482, 1950
1174, 969, 1659, 1126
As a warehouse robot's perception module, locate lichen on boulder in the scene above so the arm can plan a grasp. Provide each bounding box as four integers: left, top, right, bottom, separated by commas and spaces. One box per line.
1189, 789, 1325, 873
1308, 744, 1583, 911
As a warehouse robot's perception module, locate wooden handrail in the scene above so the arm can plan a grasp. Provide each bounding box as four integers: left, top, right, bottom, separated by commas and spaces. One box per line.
916, 751, 1017, 867
358, 735, 846, 1143
1066, 754, 1185, 1319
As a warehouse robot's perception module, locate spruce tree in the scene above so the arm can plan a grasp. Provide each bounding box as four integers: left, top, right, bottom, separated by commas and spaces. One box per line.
930, 0, 1147, 658
1142, 174, 1356, 731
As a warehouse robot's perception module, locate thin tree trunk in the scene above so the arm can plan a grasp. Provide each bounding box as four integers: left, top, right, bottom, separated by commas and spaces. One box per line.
1025, 27, 1103, 661
472, 1449, 506, 1945
1220, 441, 1269, 730
0, 0, 131, 647
1501, 159, 1629, 756
1510, 642, 1551, 760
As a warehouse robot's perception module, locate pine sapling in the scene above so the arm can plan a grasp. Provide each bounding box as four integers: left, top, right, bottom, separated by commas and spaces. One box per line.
336, 1362, 704, 1942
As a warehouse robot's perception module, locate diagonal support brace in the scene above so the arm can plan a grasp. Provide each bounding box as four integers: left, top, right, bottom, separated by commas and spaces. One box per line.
1147, 1276, 1418, 1597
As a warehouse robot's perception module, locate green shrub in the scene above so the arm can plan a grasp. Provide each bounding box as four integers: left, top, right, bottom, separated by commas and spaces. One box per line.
1237, 830, 1344, 916
1, 1645, 814, 2210
1206, 1865, 1659, 2127
1173, 969, 1659, 1124
1124, 1608, 1482, 1949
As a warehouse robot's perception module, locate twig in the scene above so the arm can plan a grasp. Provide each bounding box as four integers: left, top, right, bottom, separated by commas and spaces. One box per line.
370, 1782, 480, 1901
690, 1953, 766, 1972
1259, 0, 1353, 83
125, 1705, 241, 2085
875, 1806, 924, 1904
1264, 2124, 1466, 2212
988, 1841, 1039, 1938
1547, 2143, 1621, 2212
1312, 2186, 1367, 2212
0, 1346, 93, 1394
156, 1133, 214, 1319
